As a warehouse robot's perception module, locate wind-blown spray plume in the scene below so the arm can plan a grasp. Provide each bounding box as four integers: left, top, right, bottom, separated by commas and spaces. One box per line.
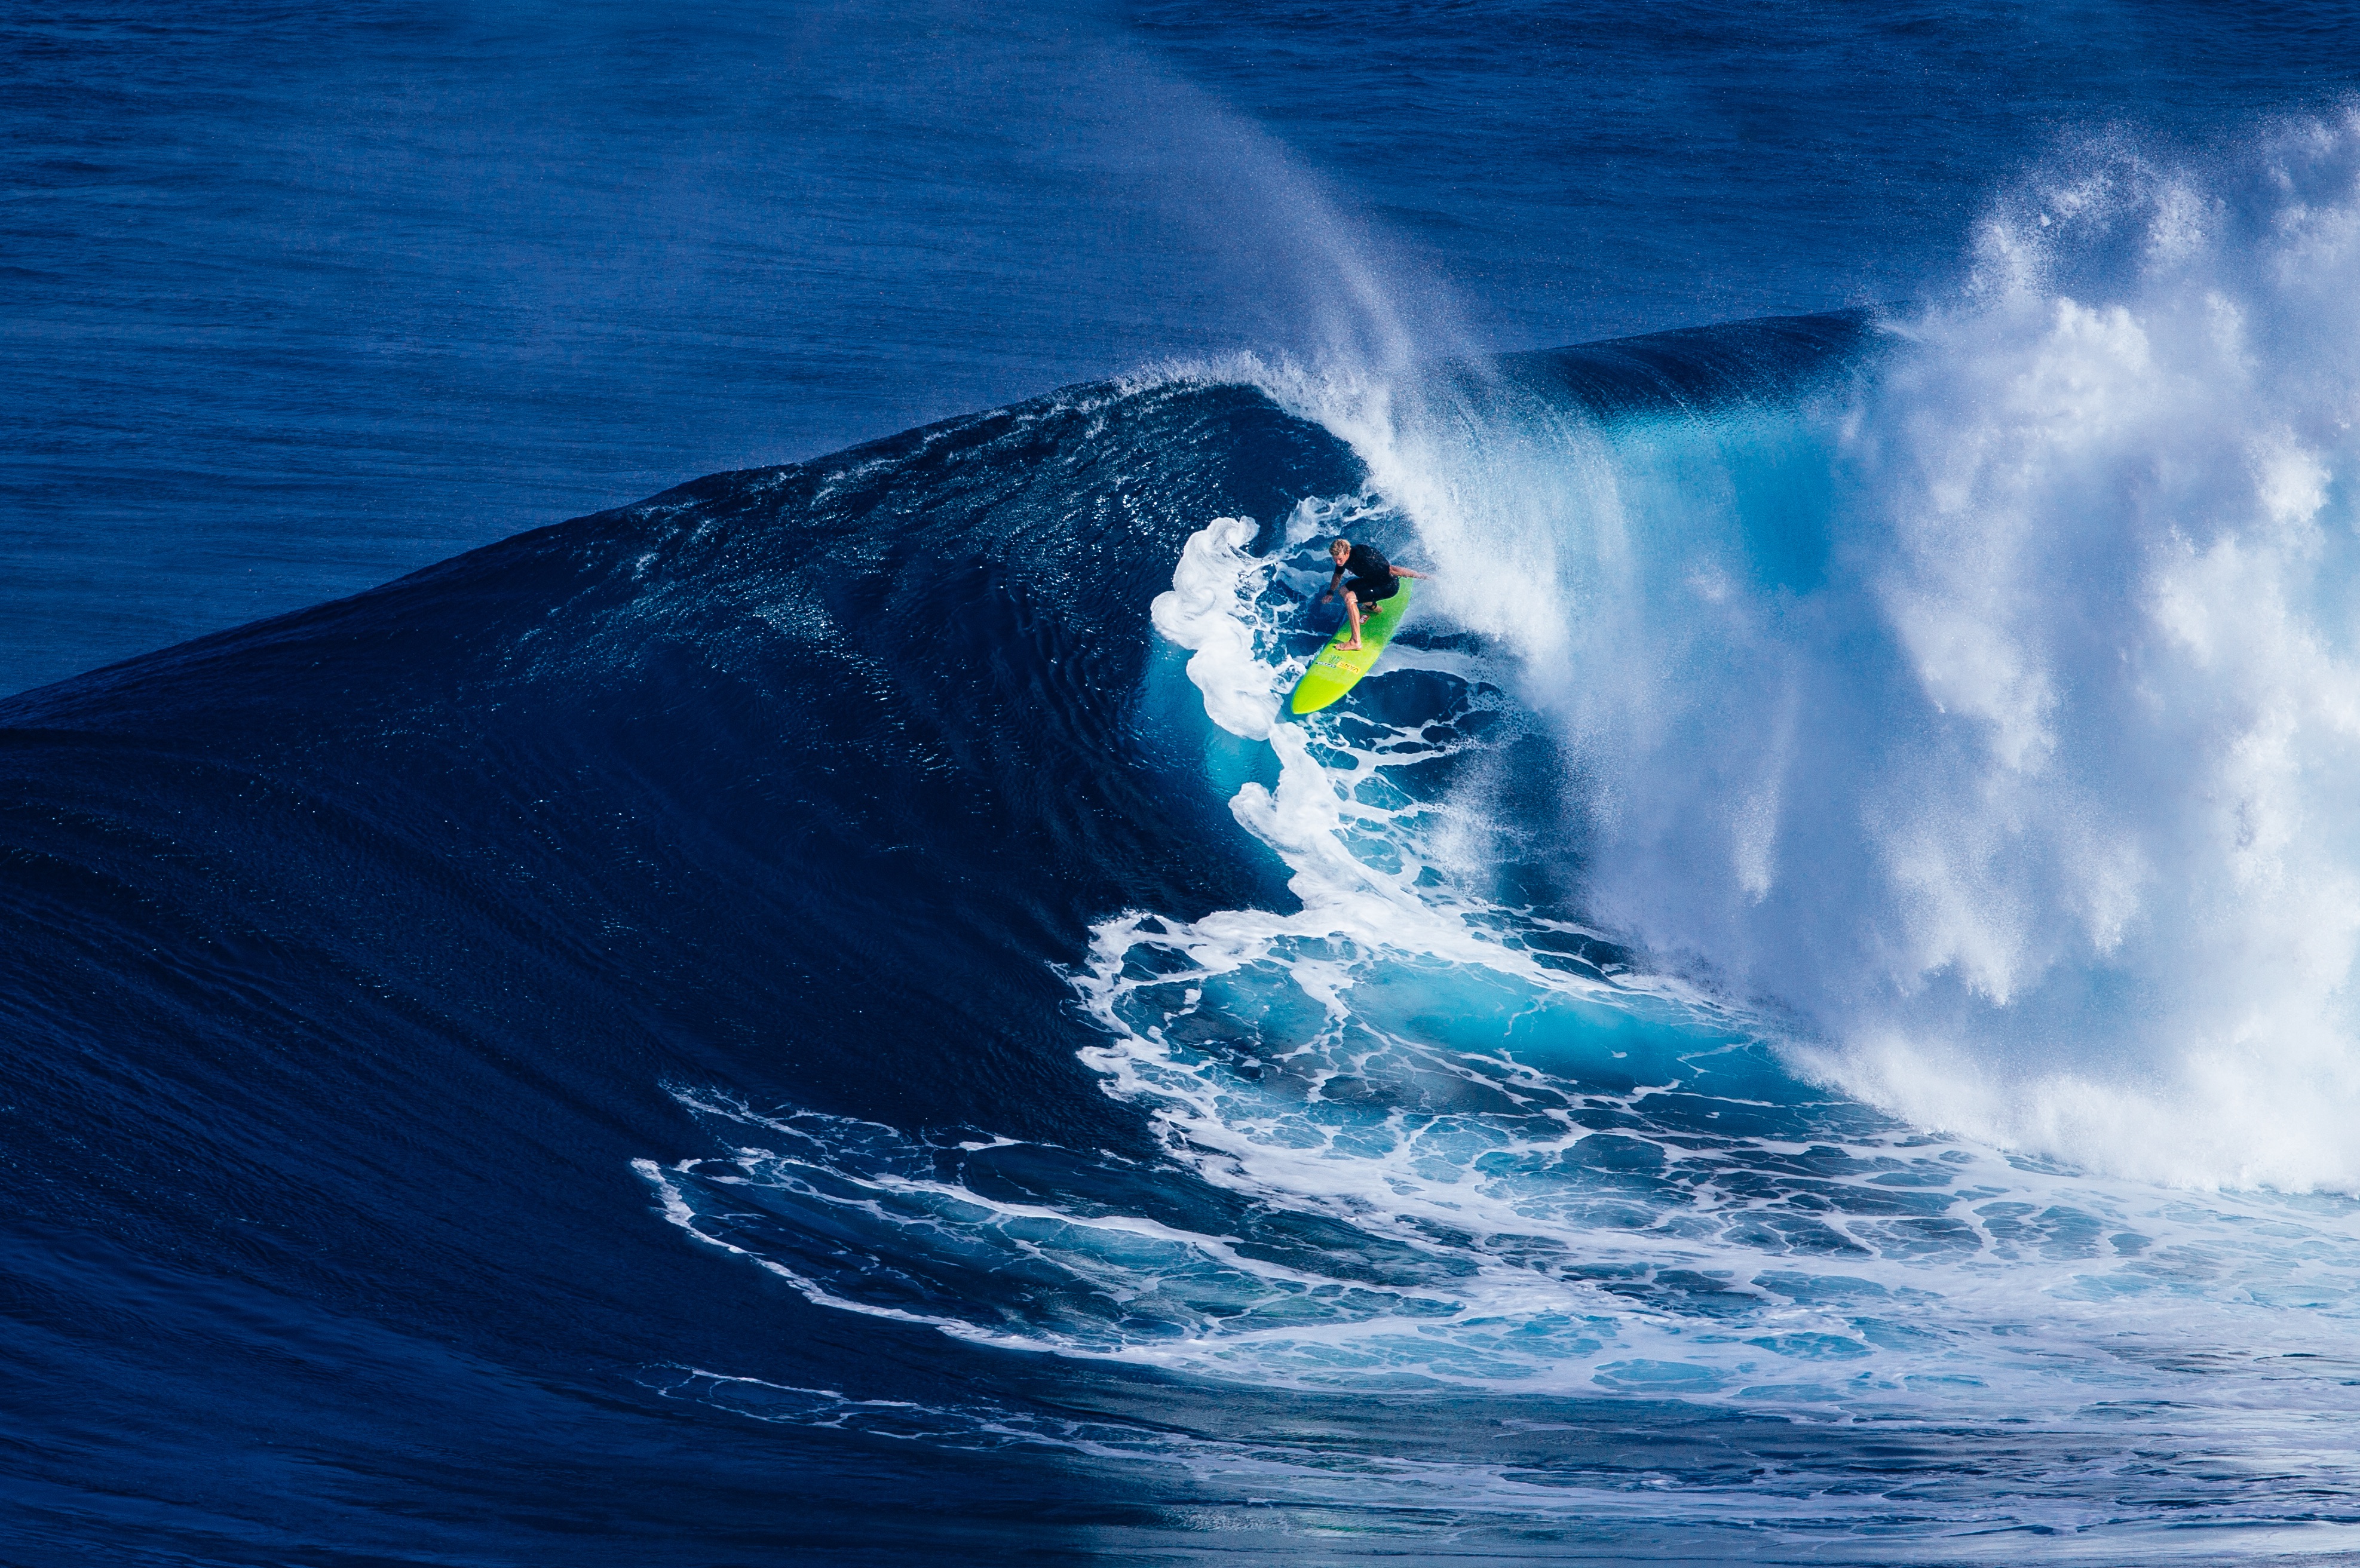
1262, 123, 2360, 1193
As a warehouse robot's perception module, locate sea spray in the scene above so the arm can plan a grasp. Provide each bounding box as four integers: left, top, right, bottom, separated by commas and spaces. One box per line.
1242, 122, 2360, 1193
627, 381, 2360, 1545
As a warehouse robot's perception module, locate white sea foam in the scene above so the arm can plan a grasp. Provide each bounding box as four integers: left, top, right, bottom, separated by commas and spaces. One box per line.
1148, 514, 1279, 740
1060, 515, 2360, 1410
642, 508, 2360, 1450
1220, 121, 2360, 1196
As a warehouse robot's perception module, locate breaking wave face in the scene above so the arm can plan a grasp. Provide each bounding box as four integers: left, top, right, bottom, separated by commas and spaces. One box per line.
1255, 120, 2360, 1196
621, 125, 2360, 1550
640, 465, 2360, 1552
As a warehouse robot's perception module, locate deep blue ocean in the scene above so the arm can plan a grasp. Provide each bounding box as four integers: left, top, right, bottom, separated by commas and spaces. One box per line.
11, 4, 2360, 1564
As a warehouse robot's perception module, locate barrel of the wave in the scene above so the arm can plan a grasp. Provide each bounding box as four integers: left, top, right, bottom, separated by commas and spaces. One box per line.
1288, 579, 1414, 714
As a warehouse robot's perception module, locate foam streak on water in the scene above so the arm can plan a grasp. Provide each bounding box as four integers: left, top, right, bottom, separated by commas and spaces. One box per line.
638, 1367, 2360, 1559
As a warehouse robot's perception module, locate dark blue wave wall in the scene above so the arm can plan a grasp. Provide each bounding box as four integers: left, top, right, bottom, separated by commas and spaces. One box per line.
0, 317, 1867, 1566
0, 376, 1369, 1564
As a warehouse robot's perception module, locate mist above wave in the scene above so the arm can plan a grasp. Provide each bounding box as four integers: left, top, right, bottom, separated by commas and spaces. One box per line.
1249, 117, 2360, 1192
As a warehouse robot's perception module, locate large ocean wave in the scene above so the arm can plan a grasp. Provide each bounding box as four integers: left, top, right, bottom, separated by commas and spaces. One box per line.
637, 132, 2360, 1546
11, 125, 2360, 1563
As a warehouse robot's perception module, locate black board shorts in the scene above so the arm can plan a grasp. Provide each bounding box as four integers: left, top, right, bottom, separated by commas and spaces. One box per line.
1345, 573, 1398, 603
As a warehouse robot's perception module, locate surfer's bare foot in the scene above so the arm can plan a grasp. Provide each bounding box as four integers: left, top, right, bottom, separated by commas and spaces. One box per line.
1343, 639, 1363, 650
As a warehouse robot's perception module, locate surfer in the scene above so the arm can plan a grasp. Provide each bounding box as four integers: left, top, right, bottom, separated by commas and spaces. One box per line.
1320, 536, 1428, 650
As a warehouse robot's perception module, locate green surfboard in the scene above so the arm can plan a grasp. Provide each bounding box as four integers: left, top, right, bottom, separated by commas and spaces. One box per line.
1288, 579, 1414, 714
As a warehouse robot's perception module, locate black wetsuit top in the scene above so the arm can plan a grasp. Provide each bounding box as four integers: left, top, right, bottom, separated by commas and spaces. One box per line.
1340, 542, 1399, 602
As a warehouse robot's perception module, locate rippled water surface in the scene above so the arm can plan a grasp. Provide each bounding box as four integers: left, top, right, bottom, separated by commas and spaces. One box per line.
11, 4, 2360, 1565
